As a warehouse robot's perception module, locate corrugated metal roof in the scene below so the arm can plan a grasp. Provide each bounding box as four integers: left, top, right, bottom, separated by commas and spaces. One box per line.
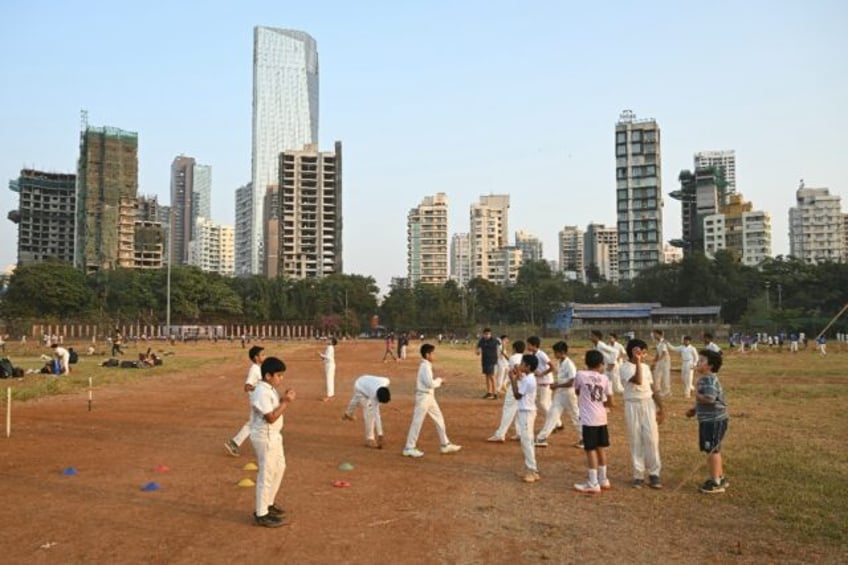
652, 306, 721, 315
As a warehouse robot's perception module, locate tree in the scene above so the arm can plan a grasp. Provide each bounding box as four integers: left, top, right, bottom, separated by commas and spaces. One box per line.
0, 261, 93, 320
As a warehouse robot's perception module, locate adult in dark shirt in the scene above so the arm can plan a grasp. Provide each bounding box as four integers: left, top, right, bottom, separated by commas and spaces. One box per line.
476, 328, 501, 399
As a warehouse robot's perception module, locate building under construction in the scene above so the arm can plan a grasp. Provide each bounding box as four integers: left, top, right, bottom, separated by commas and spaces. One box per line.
7, 169, 77, 266
75, 125, 139, 272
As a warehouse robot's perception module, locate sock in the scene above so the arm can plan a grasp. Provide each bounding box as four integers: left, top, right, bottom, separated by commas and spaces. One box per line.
588, 468, 598, 485
598, 465, 608, 482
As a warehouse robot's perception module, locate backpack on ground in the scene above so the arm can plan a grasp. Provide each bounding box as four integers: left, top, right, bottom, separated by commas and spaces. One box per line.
68, 348, 79, 364
0, 357, 15, 378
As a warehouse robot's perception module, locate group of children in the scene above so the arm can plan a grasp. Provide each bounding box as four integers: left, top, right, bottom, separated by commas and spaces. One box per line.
226, 334, 730, 527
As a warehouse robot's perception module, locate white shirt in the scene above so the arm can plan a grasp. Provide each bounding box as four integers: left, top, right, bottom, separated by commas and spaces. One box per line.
354, 375, 390, 398
706, 342, 721, 354
574, 370, 611, 426
250, 381, 282, 434
594, 340, 618, 366
675, 344, 698, 365
619, 362, 655, 401
321, 344, 335, 364
244, 362, 261, 389
655, 340, 670, 365
533, 349, 553, 385
54, 346, 70, 373
516, 373, 537, 411
555, 357, 577, 386
611, 341, 627, 366
415, 359, 442, 394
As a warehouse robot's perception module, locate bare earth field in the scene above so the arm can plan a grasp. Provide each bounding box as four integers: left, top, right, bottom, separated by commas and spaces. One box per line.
1, 338, 846, 564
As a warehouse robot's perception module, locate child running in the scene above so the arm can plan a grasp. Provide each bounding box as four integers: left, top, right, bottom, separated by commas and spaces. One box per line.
573, 350, 614, 494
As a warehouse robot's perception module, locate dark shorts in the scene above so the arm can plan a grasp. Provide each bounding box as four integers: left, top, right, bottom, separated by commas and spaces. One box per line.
582, 425, 610, 451
482, 362, 497, 376
699, 419, 728, 453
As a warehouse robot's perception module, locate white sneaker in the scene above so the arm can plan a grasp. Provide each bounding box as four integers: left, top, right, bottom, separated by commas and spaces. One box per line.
440, 443, 462, 454
599, 479, 612, 490
574, 481, 601, 494
534, 439, 548, 447
486, 435, 505, 443
402, 447, 424, 458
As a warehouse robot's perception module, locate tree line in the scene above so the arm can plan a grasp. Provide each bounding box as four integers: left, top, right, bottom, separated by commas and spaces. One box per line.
1, 252, 846, 336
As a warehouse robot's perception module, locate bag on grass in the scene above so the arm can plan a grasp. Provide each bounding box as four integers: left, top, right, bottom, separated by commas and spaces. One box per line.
68, 348, 79, 364
0, 357, 14, 378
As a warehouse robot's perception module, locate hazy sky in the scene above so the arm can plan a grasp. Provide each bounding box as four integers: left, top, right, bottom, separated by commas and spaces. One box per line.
1, 0, 846, 291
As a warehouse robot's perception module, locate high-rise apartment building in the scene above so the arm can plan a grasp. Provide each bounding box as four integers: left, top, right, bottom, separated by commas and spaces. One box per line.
615, 110, 663, 281
407, 193, 448, 285
558, 226, 585, 282
243, 27, 319, 275
262, 185, 280, 278
488, 246, 523, 285
583, 222, 619, 283
450, 233, 471, 286
8, 169, 76, 266
170, 157, 211, 266
789, 182, 845, 264
190, 218, 234, 276
703, 193, 771, 266
75, 125, 139, 272
670, 168, 724, 256
515, 230, 543, 264
234, 182, 253, 275
274, 142, 342, 279
694, 150, 736, 197
470, 194, 510, 281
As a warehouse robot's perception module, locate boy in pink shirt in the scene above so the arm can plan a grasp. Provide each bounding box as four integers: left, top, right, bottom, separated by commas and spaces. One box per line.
573, 350, 614, 494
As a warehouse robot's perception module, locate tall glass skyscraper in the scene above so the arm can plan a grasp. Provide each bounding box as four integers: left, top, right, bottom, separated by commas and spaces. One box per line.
241, 26, 319, 275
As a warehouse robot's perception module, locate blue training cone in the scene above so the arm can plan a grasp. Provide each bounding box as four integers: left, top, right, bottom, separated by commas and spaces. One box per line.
141, 481, 161, 492
62, 467, 78, 476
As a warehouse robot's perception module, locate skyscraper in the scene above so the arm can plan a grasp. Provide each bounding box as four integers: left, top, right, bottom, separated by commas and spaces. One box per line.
583, 222, 619, 283
244, 27, 319, 275
515, 230, 543, 263
234, 182, 253, 275
470, 194, 510, 281
169, 156, 194, 265
670, 168, 722, 256
275, 142, 342, 279
8, 169, 77, 266
558, 226, 585, 282
703, 193, 771, 266
694, 150, 736, 198
75, 125, 139, 272
407, 193, 449, 285
789, 182, 845, 264
450, 233, 471, 286
615, 110, 663, 281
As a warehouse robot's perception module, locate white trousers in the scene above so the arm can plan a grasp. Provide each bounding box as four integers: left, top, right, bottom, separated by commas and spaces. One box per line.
537, 388, 580, 441
495, 362, 509, 391
405, 392, 449, 449
516, 409, 538, 473
345, 388, 383, 441
250, 430, 286, 516
624, 400, 661, 479
493, 387, 519, 439
324, 361, 336, 398
655, 360, 671, 397
232, 397, 252, 446
681, 362, 695, 398
535, 385, 552, 423
607, 366, 623, 394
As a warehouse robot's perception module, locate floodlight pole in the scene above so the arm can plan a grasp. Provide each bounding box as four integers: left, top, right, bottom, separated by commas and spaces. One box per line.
166, 210, 172, 335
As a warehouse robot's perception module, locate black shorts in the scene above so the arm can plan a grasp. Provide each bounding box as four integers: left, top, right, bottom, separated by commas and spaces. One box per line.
582, 425, 610, 451
698, 419, 728, 453
482, 362, 497, 376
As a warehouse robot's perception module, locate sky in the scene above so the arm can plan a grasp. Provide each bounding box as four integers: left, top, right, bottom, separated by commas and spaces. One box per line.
1, 0, 846, 291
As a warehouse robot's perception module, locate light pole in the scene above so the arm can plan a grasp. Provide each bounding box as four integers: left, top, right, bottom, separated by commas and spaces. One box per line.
764, 281, 771, 311
165, 210, 172, 335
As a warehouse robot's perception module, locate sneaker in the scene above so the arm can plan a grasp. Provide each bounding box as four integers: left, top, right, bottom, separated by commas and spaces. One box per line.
573, 440, 585, 449
254, 513, 285, 528
486, 435, 505, 443
554, 424, 565, 433
402, 447, 424, 458
267, 504, 285, 517
365, 439, 379, 448
509, 435, 520, 441
648, 475, 663, 489
632, 478, 645, 489
224, 439, 240, 457
534, 439, 548, 448
599, 479, 612, 491
482, 393, 494, 399
719, 476, 730, 489
440, 443, 462, 454
574, 481, 601, 494
699, 479, 726, 494
342, 412, 355, 421
522, 471, 540, 483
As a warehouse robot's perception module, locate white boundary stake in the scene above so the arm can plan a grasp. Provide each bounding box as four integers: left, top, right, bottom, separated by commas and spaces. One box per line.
5, 387, 10, 438
88, 377, 93, 412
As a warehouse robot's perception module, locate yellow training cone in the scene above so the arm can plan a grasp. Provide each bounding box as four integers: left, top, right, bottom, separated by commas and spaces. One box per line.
243, 462, 258, 471
237, 478, 255, 487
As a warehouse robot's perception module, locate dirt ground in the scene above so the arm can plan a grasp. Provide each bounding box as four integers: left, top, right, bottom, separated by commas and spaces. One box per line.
0, 339, 844, 564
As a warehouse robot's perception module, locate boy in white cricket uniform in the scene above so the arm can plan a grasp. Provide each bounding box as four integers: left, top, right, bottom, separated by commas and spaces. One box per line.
608, 333, 628, 394
670, 335, 698, 398
51, 343, 70, 375
526, 336, 553, 425
510, 353, 540, 483
225, 346, 264, 457
402, 344, 462, 458
496, 335, 510, 392
319, 337, 337, 401
488, 340, 526, 442
249, 356, 295, 527
535, 341, 580, 448
590, 330, 620, 395
651, 329, 672, 397
620, 338, 664, 489
343, 374, 391, 448
573, 350, 614, 494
